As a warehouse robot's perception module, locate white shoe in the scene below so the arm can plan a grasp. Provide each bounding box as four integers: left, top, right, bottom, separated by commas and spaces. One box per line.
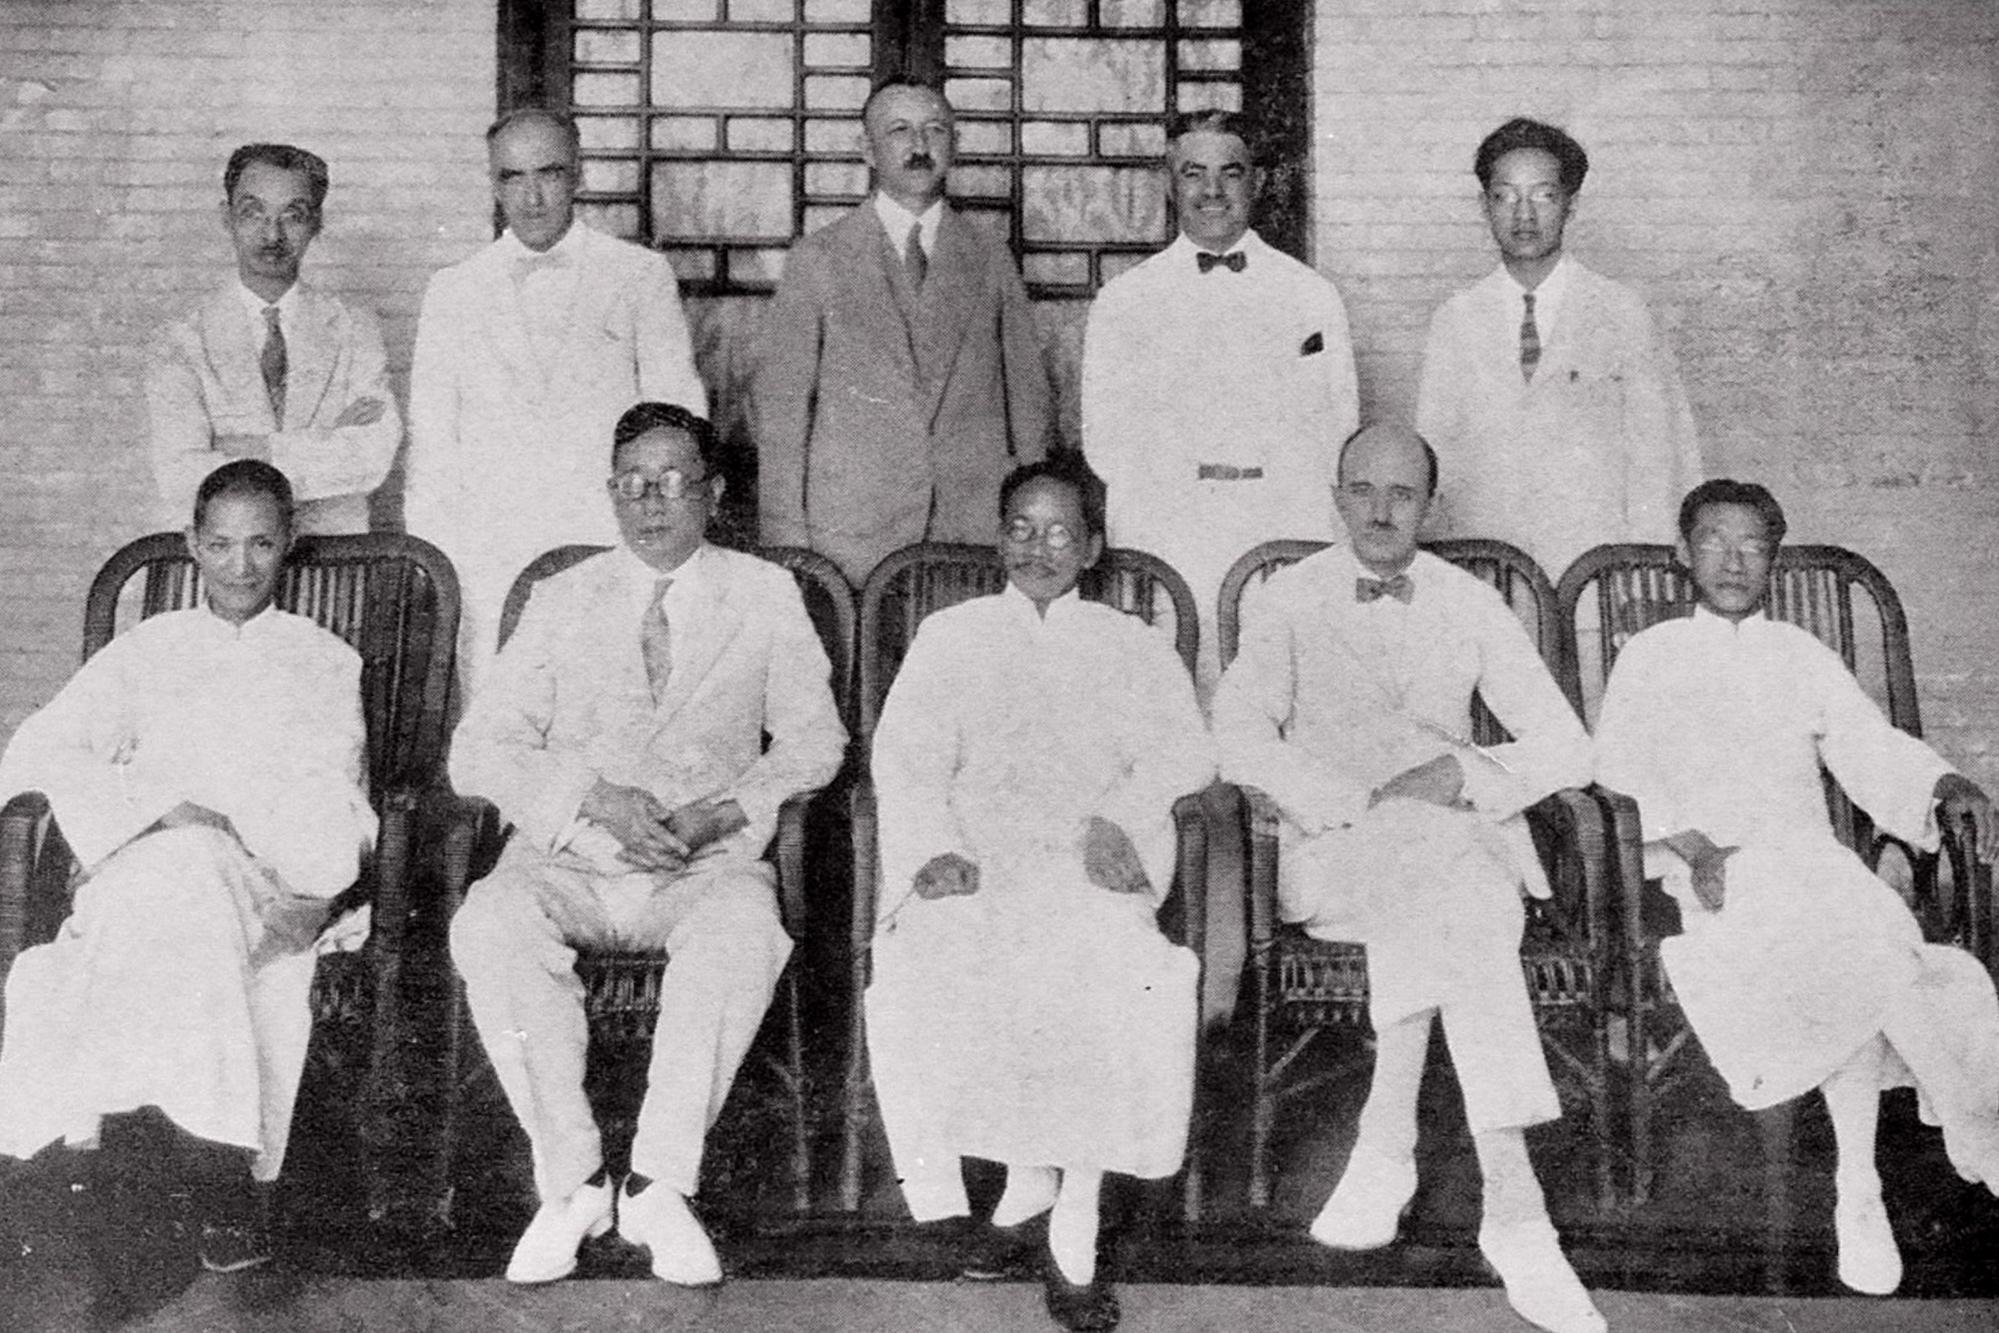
1834, 1183, 1902, 1295
1478, 1218, 1607, 1333
505, 1179, 614, 1283
1309, 1147, 1417, 1250
619, 1181, 722, 1286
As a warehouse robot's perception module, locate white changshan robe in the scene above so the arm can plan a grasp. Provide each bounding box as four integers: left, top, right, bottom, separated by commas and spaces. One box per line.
1595, 607, 1999, 1185
0, 607, 374, 1180
867, 587, 1214, 1216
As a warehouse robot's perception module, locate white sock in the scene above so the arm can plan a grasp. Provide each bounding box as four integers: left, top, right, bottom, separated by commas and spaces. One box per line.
1354, 1012, 1429, 1163
992, 1163, 1059, 1227
1473, 1126, 1549, 1230
1047, 1169, 1102, 1286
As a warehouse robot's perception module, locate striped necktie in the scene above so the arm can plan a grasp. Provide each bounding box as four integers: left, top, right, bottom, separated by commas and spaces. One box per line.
1519, 292, 1541, 383
904, 222, 927, 291
641, 576, 672, 704
261, 305, 287, 424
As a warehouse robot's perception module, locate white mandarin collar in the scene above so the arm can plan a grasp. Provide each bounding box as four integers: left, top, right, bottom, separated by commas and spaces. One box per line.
1000, 579, 1087, 628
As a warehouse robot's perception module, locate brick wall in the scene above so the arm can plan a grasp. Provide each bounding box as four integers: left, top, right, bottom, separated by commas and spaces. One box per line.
1315, 0, 1999, 793
0, 0, 493, 741
4, 1, 1995, 796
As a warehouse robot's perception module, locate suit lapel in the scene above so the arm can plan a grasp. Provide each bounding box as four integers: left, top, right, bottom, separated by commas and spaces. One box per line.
549, 226, 607, 384
850, 212, 924, 389
648, 560, 747, 736
198, 289, 276, 429
283, 288, 338, 426
910, 210, 979, 426
478, 244, 544, 395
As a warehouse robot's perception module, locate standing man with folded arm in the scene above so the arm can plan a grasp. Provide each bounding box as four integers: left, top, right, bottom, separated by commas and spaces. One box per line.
409, 109, 707, 696
1083, 109, 1357, 701
147, 143, 399, 535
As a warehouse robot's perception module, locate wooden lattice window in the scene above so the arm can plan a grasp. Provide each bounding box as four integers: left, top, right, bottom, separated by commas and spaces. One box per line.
499, 1, 1308, 298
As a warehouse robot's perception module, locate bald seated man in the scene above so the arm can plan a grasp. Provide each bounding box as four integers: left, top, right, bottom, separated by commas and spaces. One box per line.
1213, 423, 1605, 1333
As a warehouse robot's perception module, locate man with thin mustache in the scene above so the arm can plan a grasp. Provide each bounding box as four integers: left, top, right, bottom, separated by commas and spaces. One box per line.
751, 78, 1054, 586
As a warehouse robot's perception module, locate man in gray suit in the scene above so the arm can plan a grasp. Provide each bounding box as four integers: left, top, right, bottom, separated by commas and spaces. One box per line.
750, 78, 1054, 585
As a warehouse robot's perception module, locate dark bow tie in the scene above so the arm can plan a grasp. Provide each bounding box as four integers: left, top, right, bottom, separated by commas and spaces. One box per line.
1196, 250, 1246, 274
1355, 574, 1414, 604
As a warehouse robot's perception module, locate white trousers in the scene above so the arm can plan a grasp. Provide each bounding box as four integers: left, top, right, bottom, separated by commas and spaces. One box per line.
0, 826, 325, 1181
449, 839, 791, 1203
1286, 800, 1562, 1134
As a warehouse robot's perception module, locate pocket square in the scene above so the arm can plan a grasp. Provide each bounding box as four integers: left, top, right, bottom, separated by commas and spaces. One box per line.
1300, 331, 1324, 356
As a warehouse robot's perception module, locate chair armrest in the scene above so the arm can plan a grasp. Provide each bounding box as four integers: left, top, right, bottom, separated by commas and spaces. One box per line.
1940, 810, 1994, 978
1522, 786, 1612, 958
773, 791, 814, 940
849, 780, 878, 989
1166, 791, 1211, 956
0, 791, 51, 983
1235, 784, 1284, 951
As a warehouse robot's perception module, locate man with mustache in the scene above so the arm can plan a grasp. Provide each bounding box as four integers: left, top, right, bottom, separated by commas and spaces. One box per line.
751, 79, 1053, 585
1083, 110, 1359, 701
1417, 117, 1701, 588
1214, 423, 1604, 1333
409, 109, 707, 697
147, 144, 399, 535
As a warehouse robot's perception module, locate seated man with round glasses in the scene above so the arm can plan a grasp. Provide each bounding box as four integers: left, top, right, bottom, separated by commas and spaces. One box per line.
1596, 478, 1999, 1296
868, 454, 1214, 1331
449, 402, 846, 1288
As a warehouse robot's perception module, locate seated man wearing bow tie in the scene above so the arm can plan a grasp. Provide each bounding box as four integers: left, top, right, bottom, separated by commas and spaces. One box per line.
1082, 110, 1358, 700
1213, 423, 1604, 1333
448, 402, 846, 1288
147, 142, 399, 535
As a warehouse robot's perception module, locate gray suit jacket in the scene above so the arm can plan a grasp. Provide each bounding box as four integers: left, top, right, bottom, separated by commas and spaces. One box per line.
750, 203, 1053, 583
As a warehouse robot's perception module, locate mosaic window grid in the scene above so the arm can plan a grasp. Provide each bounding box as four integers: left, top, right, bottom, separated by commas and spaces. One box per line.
558, 0, 1245, 297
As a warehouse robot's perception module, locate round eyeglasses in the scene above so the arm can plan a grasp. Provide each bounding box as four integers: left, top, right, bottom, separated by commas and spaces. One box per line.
1001, 517, 1079, 551
609, 469, 709, 503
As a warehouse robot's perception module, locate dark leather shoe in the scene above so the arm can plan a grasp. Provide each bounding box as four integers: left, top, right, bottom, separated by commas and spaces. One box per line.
963, 1210, 1047, 1280
1043, 1253, 1119, 1331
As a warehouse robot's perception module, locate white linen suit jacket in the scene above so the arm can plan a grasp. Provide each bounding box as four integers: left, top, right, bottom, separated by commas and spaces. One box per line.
146, 284, 400, 535
449, 544, 847, 863
1416, 258, 1702, 579
408, 224, 708, 673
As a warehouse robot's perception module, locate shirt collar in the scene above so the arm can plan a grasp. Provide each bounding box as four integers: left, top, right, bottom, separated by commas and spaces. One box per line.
1000, 579, 1085, 625
1689, 603, 1770, 635
615, 539, 711, 613
500, 219, 587, 270
197, 600, 281, 638
873, 192, 944, 253
1500, 252, 1572, 333
1169, 229, 1265, 270
235, 280, 301, 326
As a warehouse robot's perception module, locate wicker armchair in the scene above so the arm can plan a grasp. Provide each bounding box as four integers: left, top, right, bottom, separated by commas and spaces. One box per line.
1215, 538, 1618, 1210
1556, 542, 1993, 1205
436, 543, 855, 1216
0, 531, 459, 1215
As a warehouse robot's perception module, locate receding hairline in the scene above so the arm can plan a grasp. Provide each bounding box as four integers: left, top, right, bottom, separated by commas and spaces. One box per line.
862, 80, 953, 127
486, 107, 581, 158
1336, 424, 1440, 497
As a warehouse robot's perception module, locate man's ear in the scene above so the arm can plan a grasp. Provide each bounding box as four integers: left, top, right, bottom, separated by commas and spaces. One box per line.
183, 524, 201, 560
1082, 532, 1106, 570
1673, 536, 1693, 568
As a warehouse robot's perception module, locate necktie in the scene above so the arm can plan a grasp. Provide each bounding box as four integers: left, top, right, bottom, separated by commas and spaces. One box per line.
1519, 292, 1541, 383
641, 577, 673, 704
1197, 250, 1247, 274
1355, 573, 1415, 604
904, 223, 927, 290
260, 305, 287, 425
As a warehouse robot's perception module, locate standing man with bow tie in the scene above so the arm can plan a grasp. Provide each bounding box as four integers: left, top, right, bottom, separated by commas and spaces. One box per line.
750, 78, 1053, 586
1214, 423, 1604, 1333
409, 108, 707, 697
147, 143, 400, 536
1082, 110, 1358, 701
1417, 117, 1701, 587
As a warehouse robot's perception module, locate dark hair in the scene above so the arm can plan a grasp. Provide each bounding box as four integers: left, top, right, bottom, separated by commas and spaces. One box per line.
1473, 117, 1589, 196
1677, 479, 1788, 547
612, 401, 722, 475
486, 107, 581, 157
1000, 453, 1107, 540
1166, 109, 1262, 164
862, 77, 952, 126
1336, 423, 1439, 499
223, 143, 329, 212
193, 459, 295, 533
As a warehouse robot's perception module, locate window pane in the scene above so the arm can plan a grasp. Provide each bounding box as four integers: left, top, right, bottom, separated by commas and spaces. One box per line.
1178, 0, 1240, 25
945, 34, 1012, 68
803, 0, 870, 20
664, 247, 717, 280
729, 247, 789, 284
654, 160, 794, 238
1178, 38, 1239, 71
1097, 122, 1164, 158
944, 77, 1014, 113
727, 117, 794, 152
655, 0, 719, 17
579, 201, 642, 238
574, 71, 643, 106
946, 0, 1010, 23
803, 118, 862, 153
576, 0, 643, 19
1101, 0, 1166, 27
803, 204, 846, 233
1021, 38, 1164, 113
804, 74, 871, 109
1177, 80, 1240, 111
651, 31, 795, 108
578, 116, 641, 151
955, 120, 1013, 155
1024, 252, 1089, 285
803, 32, 870, 66
651, 116, 719, 151
575, 29, 642, 64
949, 164, 1012, 198
1021, 121, 1089, 156
1022, 0, 1086, 25
805, 160, 868, 195
1022, 164, 1164, 243
580, 158, 642, 193
729, 0, 794, 19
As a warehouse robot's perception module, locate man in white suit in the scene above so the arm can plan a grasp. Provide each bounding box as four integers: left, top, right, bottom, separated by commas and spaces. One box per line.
1083, 110, 1358, 701
449, 402, 845, 1287
409, 109, 707, 694
147, 143, 399, 535
1417, 117, 1701, 582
